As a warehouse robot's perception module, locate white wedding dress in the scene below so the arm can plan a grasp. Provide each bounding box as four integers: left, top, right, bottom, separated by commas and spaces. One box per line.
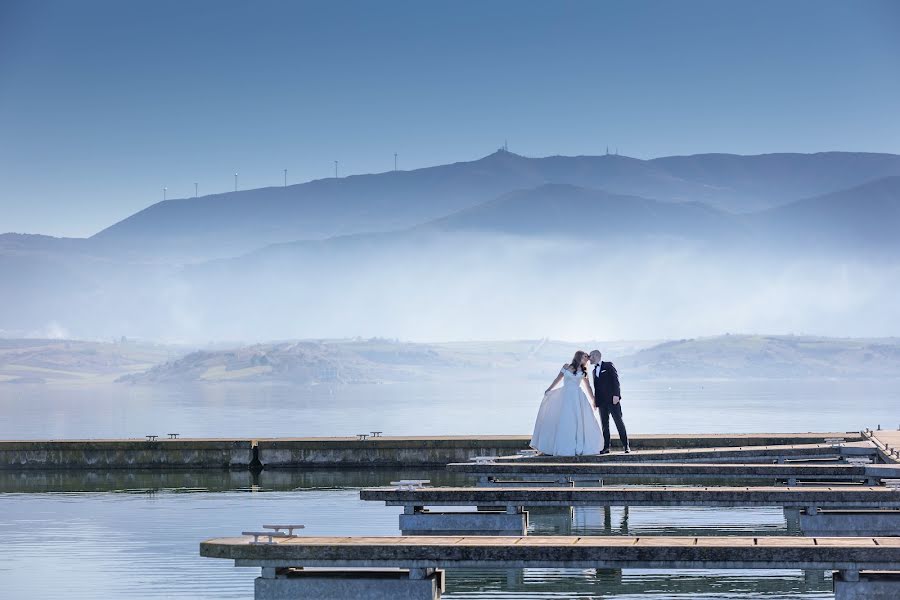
530, 367, 604, 456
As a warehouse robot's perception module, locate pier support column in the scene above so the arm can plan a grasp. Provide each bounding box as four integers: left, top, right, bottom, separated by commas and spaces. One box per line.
255, 568, 443, 600
800, 509, 900, 536
804, 569, 825, 585
400, 508, 528, 536
833, 570, 900, 600
783, 507, 801, 532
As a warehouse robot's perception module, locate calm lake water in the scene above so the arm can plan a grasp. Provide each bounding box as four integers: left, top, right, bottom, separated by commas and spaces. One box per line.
2, 377, 899, 439
1, 378, 898, 599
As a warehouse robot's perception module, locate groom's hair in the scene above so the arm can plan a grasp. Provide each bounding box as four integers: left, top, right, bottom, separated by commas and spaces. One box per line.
589, 350, 602, 361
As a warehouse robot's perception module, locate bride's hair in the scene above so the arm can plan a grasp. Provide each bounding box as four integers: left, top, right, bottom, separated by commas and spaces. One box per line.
568, 350, 589, 378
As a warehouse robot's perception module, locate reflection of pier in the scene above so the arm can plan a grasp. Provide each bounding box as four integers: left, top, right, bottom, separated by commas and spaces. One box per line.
444, 566, 833, 597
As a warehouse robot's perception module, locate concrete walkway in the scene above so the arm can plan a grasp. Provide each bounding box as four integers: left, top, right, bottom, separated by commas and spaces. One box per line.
869, 429, 900, 464
508, 441, 876, 464
201, 534, 900, 570
447, 461, 900, 484
361, 485, 900, 509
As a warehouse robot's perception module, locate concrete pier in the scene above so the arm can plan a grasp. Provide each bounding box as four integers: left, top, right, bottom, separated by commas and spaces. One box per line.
200, 534, 900, 572
399, 508, 528, 536
800, 509, 900, 537
0, 432, 864, 470
365, 485, 900, 536
451, 461, 900, 485
448, 461, 900, 485
255, 568, 444, 600
362, 485, 900, 509
834, 570, 900, 600
511, 441, 876, 464
0, 439, 254, 470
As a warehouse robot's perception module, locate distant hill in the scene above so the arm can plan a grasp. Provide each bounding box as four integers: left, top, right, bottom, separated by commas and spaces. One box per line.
233, 174, 900, 258
86, 151, 900, 258
8, 335, 894, 385
651, 152, 900, 212
619, 335, 900, 378
423, 183, 745, 242
0, 338, 173, 384
750, 176, 900, 252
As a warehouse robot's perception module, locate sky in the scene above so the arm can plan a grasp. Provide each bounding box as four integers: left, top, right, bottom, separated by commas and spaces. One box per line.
1, 0, 899, 238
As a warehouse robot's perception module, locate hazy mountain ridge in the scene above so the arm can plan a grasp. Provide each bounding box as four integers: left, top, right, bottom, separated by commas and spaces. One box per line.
619, 335, 900, 378
3, 151, 900, 341
80, 150, 900, 258
5, 335, 894, 385
0, 339, 173, 384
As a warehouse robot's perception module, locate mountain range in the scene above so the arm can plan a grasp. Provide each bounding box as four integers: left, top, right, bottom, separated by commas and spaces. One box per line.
3, 150, 900, 341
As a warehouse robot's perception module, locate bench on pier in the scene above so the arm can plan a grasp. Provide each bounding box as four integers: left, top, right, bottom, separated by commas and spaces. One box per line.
200, 534, 900, 600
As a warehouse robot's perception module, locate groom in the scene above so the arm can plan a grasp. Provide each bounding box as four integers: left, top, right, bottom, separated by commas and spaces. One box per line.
589, 350, 630, 454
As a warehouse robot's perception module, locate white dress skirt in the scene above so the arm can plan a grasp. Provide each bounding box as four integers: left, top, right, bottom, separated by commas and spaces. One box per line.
530, 368, 604, 456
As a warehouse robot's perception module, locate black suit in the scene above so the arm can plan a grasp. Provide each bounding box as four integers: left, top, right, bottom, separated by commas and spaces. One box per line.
593, 361, 628, 451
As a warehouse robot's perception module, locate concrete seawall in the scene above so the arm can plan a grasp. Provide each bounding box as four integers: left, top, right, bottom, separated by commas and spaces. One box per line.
0, 432, 863, 470
0, 439, 254, 470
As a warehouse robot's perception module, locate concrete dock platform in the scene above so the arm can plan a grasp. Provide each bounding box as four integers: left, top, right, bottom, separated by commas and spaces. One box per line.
200, 535, 900, 599
447, 461, 900, 485
0, 432, 864, 470
361, 485, 900, 509
364, 485, 900, 536
201, 534, 900, 569
508, 441, 876, 464
868, 429, 900, 464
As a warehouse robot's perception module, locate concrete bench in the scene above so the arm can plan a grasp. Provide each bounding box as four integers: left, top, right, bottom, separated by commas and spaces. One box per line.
390, 480, 430, 491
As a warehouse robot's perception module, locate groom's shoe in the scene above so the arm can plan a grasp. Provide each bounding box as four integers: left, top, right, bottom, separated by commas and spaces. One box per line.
599, 448, 610, 455
624, 446, 631, 454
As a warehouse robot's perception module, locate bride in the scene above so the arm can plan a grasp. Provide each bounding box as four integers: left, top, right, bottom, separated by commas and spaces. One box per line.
530, 350, 604, 456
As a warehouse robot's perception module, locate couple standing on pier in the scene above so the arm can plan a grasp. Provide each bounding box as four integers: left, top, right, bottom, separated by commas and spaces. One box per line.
530, 350, 629, 456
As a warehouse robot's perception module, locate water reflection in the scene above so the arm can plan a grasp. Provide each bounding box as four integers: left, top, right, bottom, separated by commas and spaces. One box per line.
0, 468, 471, 493
445, 568, 834, 598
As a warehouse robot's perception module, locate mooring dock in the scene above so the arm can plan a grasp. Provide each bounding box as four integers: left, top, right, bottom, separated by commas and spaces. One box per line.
503, 441, 876, 463
447, 460, 900, 485
199, 428, 900, 598
362, 484, 900, 537
361, 485, 900, 509
0, 432, 865, 470
200, 535, 900, 600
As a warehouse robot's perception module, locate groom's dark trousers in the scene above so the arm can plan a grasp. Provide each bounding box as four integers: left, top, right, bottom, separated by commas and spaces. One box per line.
593, 361, 629, 450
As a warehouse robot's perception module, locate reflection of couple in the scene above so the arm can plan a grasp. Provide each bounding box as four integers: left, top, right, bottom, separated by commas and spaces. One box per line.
530, 350, 629, 456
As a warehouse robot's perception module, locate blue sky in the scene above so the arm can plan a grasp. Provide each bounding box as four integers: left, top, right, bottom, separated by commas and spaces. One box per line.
1, 0, 899, 237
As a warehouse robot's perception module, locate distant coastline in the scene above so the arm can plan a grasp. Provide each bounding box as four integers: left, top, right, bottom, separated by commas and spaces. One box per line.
2, 334, 898, 385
